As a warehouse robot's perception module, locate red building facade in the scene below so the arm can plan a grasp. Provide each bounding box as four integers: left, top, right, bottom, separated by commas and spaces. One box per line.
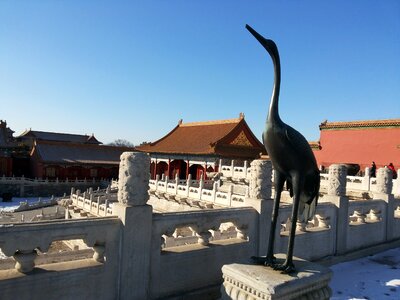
30, 140, 135, 180
313, 119, 400, 170
0, 120, 17, 176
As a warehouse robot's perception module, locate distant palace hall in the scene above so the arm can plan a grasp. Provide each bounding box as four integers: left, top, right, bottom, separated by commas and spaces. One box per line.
313, 118, 400, 170
137, 113, 266, 180
1, 117, 399, 179
0, 122, 134, 179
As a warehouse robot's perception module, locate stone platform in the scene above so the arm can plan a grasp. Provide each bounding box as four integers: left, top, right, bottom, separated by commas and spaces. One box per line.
221, 254, 332, 300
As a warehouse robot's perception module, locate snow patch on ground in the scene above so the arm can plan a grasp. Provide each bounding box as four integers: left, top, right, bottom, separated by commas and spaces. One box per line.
330, 247, 400, 300
0, 197, 52, 213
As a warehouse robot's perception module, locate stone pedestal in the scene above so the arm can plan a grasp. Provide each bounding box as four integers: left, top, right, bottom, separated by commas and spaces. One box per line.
221, 255, 332, 300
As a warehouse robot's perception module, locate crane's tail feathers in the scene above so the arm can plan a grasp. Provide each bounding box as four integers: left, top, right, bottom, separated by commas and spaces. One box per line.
298, 173, 320, 222
300, 197, 317, 222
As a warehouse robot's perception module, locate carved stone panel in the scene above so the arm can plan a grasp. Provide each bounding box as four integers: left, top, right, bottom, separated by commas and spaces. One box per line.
328, 164, 347, 196
249, 159, 272, 200
118, 152, 150, 206
376, 167, 393, 194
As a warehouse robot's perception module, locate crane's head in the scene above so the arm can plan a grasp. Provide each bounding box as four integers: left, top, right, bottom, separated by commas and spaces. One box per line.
246, 24, 279, 59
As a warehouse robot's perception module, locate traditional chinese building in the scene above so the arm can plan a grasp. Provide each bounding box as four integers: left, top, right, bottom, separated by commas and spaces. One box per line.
313, 119, 400, 170
137, 114, 266, 180
15, 128, 133, 179
17, 129, 102, 148
30, 140, 134, 180
0, 120, 16, 176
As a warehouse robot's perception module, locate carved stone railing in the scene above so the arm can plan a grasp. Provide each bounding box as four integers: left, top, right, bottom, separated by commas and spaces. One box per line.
150, 207, 258, 299
346, 199, 387, 251
154, 208, 256, 250
0, 175, 106, 185
320, 167, 399, 195
69, 187, 118, 217
149, 162, 399, 211
274, 203, 336, 261
0, 217, 120, 273
149, 176, 246, 208
219, 159, 251, 181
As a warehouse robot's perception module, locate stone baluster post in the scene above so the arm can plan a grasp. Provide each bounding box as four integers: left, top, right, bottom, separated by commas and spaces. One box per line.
395, 169, 400, 196
362, 167, 371, 191
89, 194, 94, 212
175, 173, 179, 194
243, 160, 248, 179
199, 176, 204, 195
231, 160, 235, 177
375, 167, 395, 241
70, 187, 75, 198
245, 159, 273, 256
113, 152, 152, 300
164, 176, 169, 192
376, 167, 393, 194
248, 160, 272, 201
212, 181, 218, 203
155, 174, 160, 192
327, 164, 347, 196
82, 192, 87, 209
97, 196, 100, 215
228, 185, 234, 206
75, 190, 80, 205
186, 174, 192, 197
324, 164, 348, 255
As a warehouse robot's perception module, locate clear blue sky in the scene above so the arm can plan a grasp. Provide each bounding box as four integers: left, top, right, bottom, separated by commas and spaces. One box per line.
1, 1, 399, 145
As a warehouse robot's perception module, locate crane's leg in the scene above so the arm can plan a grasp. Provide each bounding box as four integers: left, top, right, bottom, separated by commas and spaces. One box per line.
274, 174, 303, 274
251, 171, 285, 267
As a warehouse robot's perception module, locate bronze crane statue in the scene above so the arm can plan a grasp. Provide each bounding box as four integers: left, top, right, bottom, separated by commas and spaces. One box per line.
246, 24, 320, 274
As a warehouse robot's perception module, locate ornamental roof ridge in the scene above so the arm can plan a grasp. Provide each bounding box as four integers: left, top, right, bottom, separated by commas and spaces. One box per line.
320, 118, 400, 130
180, 118, 242, 127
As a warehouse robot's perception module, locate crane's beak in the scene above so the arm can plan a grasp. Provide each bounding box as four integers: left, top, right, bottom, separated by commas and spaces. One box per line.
245, 24, 276, 55
246, 24, 266, 45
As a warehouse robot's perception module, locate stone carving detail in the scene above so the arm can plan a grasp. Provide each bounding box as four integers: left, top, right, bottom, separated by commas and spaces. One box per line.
315, 214, 330, 229
376, 167, 393, 194
118, 152, 150, 206
350, 210, 366, 224
249, 159, 272, 200
13, 250, 38, 273
221, 273, 332, 300
328, 164, 347, 196
230, 131, 253, 147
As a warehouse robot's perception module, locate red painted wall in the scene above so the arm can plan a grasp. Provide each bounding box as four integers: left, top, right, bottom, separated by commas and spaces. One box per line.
313, 127, 400, 170
0, 157, 13, 176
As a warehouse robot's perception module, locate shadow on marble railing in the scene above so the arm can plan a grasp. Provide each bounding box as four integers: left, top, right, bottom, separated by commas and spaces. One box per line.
0, 217, 120, 273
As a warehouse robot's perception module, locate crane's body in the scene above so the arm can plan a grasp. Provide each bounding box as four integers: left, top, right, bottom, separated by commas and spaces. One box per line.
246, 24, 320, 273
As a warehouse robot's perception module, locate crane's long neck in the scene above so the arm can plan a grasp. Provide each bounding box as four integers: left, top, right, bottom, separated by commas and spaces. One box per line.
268, 51, 281, 126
